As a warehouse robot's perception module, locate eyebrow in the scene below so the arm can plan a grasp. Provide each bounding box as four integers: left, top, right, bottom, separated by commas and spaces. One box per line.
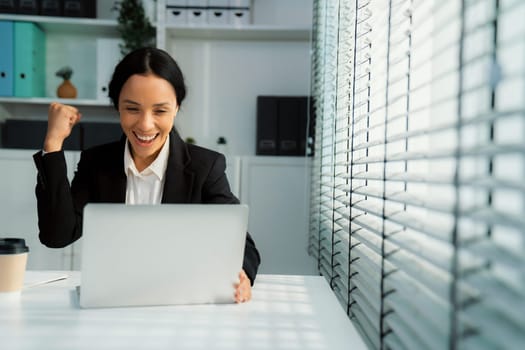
121, 99, 171, 107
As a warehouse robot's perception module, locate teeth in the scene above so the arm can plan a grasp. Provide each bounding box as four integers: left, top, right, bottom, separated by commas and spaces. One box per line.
136, 133, 156, 141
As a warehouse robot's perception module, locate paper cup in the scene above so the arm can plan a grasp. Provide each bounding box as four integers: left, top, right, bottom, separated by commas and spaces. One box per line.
0, 238, 29, 293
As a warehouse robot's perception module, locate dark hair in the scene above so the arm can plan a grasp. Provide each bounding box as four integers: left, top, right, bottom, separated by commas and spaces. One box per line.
108, 47, 186, 110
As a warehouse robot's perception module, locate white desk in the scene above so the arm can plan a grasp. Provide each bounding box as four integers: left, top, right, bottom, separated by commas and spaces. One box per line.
0, 271, 367, 350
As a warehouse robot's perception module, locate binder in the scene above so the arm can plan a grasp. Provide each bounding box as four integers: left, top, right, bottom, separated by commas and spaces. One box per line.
277, 97, 300, 156
18, 0, 39, 14
40, 0, 62, 16
14, 22, 46, 97
96, 38, 121, 102
63, 0, 96, 18
0, 20, 14, 97
0, 0, 17, 14
256, 96, 278, 155
63, 0, 82, 17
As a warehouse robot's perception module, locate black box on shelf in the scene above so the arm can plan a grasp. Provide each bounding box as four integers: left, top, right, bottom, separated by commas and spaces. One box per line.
278, 97, 302, 156
40, 0, 62, 16
2, 119, 81, 150
0, 0, 17, 14
62, 0, 95, 18
256, 96, 278, 155
17, 0, 39, 14
256, 96, 313, 156
81, 122, 122, 150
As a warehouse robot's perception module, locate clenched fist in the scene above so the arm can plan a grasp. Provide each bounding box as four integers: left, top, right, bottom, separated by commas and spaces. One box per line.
43, 102, 82, 153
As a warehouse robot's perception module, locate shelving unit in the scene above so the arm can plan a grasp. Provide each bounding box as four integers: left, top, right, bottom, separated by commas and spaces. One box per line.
0, 0, 313, 154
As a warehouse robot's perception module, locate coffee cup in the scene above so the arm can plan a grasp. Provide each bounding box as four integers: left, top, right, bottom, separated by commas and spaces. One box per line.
0, 238, 29, 293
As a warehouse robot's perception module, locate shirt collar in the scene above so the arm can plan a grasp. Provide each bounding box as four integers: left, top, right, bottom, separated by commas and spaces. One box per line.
124, 134, 170, 180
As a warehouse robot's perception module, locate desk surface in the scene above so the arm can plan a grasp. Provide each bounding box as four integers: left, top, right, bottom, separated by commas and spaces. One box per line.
0, 271, 367, 350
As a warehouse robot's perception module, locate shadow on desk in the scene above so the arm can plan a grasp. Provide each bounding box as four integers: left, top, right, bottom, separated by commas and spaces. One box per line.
2, 272, 367, 350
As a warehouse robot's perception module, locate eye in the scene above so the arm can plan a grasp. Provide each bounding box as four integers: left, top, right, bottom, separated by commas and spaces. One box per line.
125, 107, 140, 113
154, 109, 168, 115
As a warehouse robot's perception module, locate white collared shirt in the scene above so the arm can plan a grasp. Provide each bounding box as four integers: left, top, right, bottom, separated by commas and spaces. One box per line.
124, 135, 170, 205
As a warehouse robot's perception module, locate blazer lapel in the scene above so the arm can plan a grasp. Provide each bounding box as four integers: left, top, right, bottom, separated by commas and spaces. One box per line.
162, 129, 195, 203
99, 136, 127, 203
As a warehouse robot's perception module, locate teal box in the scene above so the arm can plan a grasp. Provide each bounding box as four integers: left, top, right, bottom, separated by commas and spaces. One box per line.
0, 20, 14, 96
14, 22, 46, 97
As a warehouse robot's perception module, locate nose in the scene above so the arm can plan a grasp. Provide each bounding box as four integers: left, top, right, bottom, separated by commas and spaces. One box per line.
136, 111, 155, 131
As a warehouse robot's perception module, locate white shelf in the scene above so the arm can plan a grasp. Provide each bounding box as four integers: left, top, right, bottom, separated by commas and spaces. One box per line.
0, 97, 113, 107
0, 14, 119, 36
0, 15, 311, 40
166, 24, 311, 41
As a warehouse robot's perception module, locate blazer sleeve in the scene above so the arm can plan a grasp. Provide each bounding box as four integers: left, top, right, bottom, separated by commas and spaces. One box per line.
33, 150, 90, 248
202, 153, 261, 286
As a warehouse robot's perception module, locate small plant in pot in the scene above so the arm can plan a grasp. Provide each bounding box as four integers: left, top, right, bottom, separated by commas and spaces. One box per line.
55, 66, 77, 99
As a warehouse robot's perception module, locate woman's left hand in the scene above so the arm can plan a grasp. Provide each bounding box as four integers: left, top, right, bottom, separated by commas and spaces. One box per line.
234, 269, 252, 303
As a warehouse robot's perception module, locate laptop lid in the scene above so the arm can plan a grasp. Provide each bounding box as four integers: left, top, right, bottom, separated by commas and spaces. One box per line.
79, 203, 248, 308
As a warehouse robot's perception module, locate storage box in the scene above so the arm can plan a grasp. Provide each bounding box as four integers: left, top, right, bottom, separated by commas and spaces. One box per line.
208, 0, 229, 25
208, 9, 229, 26
40, 0, 62, 16
230, 9, 250, 26
63, 0, 96, 18
3, 119, 81, 150
166, 8, 188, 25
18, 0, 39, 15
180, 0, 206, 26
188, 8, 207, 26
0, 0, 17, 14
166, 0, 187, 24
256, 96, 312, 156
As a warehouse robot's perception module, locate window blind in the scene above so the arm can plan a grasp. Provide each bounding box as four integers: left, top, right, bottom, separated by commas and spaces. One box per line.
308, 0, 525, 349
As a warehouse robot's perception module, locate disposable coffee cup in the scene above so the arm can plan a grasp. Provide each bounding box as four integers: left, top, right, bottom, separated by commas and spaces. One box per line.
0, 238, 29, 293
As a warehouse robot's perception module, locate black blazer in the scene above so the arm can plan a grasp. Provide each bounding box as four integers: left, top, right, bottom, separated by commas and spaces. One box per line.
33, 129, 260, 284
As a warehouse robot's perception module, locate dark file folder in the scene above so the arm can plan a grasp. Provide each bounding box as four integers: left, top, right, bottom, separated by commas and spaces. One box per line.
278, 98, 300, 156
0, 0, 17, 14
18, 0, 39, 14
3, 119, 81, 150
256, 96, 313, 156
256, 96, 278, 155
63, 0, 95, 18
40, 0, 62, 16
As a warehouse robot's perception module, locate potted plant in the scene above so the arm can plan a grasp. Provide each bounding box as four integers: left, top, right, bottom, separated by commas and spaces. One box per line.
113, 0, 156, 56
55, 66, 77, 98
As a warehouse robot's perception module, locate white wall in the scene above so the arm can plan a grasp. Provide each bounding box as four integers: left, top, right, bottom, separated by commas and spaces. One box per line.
167, 38, 311, 155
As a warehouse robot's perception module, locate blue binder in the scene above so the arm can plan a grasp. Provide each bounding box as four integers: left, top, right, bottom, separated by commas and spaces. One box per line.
14, 22, 46, 97
0, 20, 14, 97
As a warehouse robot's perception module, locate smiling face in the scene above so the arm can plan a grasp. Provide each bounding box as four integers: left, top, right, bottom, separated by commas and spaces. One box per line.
119, 73, 179, 171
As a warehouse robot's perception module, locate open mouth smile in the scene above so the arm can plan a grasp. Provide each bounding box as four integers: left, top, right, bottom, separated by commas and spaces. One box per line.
133, 131, 159, 145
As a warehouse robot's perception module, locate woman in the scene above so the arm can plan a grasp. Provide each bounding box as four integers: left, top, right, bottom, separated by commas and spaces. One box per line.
33, 47, 260, 303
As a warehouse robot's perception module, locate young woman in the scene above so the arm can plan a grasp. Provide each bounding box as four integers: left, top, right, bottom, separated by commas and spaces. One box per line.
33, 47, 260, 303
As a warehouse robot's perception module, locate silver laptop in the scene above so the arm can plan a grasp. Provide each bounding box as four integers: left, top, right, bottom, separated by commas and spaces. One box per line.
79, 203, 248, 308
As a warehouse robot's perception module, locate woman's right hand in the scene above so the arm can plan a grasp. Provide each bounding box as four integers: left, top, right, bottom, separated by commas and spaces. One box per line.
43, 102, 82, 153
